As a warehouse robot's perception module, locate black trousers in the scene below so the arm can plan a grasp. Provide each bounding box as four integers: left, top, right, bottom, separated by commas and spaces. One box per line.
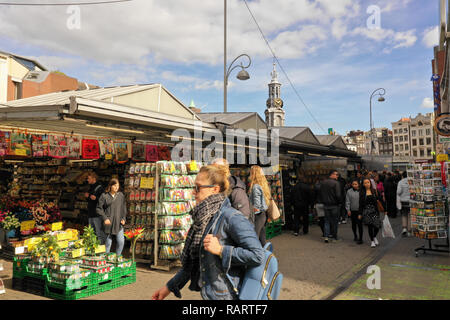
293, 205, 309, 234
350, 211, 363, 240
254, 211, 267, 246
318, 217, 325, 237
367, 224, 379, 241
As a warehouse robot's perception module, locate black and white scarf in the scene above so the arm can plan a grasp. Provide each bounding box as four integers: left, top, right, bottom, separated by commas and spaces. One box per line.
181, 193, 225, 267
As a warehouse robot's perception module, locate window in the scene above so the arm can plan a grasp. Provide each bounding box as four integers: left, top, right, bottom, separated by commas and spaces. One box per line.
400, 145, 404, 151
412, 139, 417, 146
405, 144, 409, 151
427, 149, 432, 156
426, 137, 431, 145
419, 129, 423, 136
399, 136, 403, 142
395, 136, 398, 142
413, 150, 417, 157
420, 149, 425, 157
404, 128, 408, 133
13, 81, 22, 100
404, 135, 408, 141
395, 145, 399, 152
412, 130, 416, 137
394, 129, 398, 134
426, 129, 431, 136
419, 138, 424, 145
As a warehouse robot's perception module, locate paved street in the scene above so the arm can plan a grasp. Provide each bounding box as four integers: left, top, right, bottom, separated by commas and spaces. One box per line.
1, 216, 449, 300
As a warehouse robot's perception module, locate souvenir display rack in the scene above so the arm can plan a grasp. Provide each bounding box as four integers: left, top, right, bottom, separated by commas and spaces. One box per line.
407, 163, 450, 256
151, 161, 200, 271
124, 162, 157, 263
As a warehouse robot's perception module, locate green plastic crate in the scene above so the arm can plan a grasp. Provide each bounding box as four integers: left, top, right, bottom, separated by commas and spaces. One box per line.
45, 283, 94, 300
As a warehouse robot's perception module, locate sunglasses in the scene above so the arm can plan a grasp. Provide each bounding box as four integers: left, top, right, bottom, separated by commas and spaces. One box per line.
194, 184, 217, 192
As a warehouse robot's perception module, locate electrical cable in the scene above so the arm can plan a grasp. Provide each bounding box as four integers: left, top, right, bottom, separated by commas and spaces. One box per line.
0, 0, 133, 6
242, 0, 326, 134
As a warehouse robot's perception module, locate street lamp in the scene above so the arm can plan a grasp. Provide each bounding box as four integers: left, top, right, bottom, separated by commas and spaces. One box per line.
224, 0, 251, 113
369, 88, 386, 155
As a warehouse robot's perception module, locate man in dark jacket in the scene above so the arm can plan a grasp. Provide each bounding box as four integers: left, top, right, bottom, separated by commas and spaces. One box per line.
318, 169, 342, 243
292, 175, 312, 236
211, 158, 252, 223
337, 173, 347, 224
85, 172, 106, 244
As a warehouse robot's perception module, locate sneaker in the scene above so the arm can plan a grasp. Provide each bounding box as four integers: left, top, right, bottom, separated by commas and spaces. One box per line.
293, 232, 299, 236
324, 237, 329, 243
401, 228, 408, 237
371, 241, 376, 248
342, 220, 347, 224
374, 238, 379, 246
338, 221, 342, 225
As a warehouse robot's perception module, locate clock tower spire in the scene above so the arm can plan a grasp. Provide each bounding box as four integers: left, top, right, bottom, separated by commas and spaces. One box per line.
265, 62, 285, 127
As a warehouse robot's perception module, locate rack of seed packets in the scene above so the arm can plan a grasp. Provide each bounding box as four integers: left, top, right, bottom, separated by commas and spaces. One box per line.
407, 163, 450, 255
124, 162, 158, 262
151, 160, 202, 270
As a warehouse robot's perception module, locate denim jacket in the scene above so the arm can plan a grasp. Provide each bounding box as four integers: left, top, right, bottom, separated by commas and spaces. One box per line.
166, 198, 265, 300
249, 184, 268, 214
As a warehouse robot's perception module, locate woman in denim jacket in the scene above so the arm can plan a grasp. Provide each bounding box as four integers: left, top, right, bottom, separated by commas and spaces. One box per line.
248, 165, 271, 246
152, 165, 264, 300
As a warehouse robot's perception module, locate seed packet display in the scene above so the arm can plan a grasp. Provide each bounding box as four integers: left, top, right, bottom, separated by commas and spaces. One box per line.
160, 202, 192, 216
162, 189, 194, 202
31, 134, 49, 157
159, 230, 187, 244
49, 135, 68, 158
9, 132, 32, 157
132, 143, 146, 162
158, 214, 192, 230
82, 139, 100, 159
158, 243, 185, 260
0, 131, 10, 156
114, 142, 129, 163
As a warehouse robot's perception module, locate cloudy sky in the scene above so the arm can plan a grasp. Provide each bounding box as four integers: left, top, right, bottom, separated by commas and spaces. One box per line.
0, 0, 441, 135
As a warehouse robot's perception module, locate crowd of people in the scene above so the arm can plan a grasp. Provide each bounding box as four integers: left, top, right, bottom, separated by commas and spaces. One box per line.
291, 169, 411, 248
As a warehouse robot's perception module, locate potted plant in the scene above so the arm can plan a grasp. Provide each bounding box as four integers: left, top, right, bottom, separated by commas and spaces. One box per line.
31, 233, 60, 264
124, 228, 145, 263
1, 211, 20, 241
81, 225, 100, 256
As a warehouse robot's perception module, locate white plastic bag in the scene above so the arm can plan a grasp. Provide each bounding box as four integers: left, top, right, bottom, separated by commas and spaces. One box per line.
382, 215, 395, 238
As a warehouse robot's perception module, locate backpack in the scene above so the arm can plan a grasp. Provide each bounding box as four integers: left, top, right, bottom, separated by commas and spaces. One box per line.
236, 242, 283, 300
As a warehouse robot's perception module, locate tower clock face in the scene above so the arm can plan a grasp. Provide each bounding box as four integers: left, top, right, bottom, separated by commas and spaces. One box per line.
274, 98, 283, 108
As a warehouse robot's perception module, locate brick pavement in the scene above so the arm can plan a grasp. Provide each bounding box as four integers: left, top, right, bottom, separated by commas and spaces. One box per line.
1, 215, 448, 300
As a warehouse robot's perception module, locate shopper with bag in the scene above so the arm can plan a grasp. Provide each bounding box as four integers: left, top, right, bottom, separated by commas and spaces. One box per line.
248, 165, 272, 246
291, 174, 313, 236
151, 165, 264, 300
359, 178, 383, 248
96, 178, 127, 255
313, 178, 326, 237
345, 179, 363, 244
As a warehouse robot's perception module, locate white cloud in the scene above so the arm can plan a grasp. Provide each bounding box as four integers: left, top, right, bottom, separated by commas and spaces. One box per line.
352, 27, 417, 50
421, 97, 434, 109
422, 26, 439, 48
379, 0, 413, 13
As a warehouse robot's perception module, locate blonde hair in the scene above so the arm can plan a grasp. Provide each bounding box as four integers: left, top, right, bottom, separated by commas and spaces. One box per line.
211, 158, 231, 177
249, 165, 271, 205
199, 165, 230, 195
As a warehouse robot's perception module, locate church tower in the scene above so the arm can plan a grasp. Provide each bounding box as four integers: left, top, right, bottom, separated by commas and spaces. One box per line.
265, 62, 285, 127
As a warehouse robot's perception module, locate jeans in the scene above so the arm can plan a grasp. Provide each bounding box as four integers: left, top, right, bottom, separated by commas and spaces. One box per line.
293, 205, 309, 234
324, 205, 340, 239
105, 227, 125, 255
88, 217, 106, 245
254, 211, 267, 246
400, 202, 410, 231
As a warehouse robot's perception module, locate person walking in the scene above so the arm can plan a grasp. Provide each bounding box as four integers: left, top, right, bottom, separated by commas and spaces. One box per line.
96, 178, 127, 255
345, 179, 363, 244
374, 173, 386, 215
359, 178, 383, 248
397, 171, 411, 237
337, 173, 348, 224
248, 165, 271, 246
313, 177, 326, 237
211, 158, 252, 223
384, 172, 397, 218
318, 169, 342, 243
151, 165, 264, 300
292, 174, 312, 236
85, 172, 106, 244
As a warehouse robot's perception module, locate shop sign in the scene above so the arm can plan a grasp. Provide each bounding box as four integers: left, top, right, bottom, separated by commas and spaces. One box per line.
434, 114, 450, 136
438, 135, 450, 143
20, 220, 35, 232
140, 177, 154, 189
437, 154, 449, 162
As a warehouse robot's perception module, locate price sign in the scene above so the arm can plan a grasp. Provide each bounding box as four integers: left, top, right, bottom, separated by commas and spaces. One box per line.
437, 154, 448, 162
105, 154, 113, 160
51, 222, 63, 231
140, 177, 154, 189
20, 220, 35, 232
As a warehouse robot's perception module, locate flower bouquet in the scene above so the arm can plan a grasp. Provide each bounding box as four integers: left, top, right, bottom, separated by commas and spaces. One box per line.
1, 211, 20, 235
124, 228, 145, 262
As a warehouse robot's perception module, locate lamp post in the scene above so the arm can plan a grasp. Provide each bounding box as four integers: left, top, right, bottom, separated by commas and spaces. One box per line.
224, 0, 251, 113
369, 88, 386, 155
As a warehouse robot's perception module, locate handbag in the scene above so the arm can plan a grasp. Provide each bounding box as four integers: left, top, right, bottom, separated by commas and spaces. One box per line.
314, 203, 325, 218
382, 215, 395, 238
267, 199, 281, 221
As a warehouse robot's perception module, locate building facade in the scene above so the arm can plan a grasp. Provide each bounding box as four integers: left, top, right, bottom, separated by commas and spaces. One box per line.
378, 128, 393, 155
